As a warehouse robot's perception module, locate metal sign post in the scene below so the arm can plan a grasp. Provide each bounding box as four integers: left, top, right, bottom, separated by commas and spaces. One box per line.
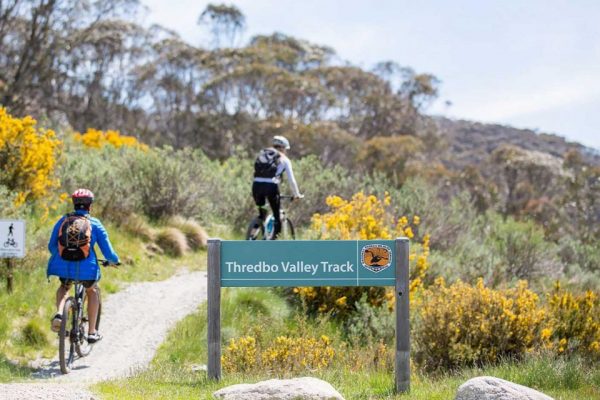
207, 239, 221, 380
207, 238, 410, 393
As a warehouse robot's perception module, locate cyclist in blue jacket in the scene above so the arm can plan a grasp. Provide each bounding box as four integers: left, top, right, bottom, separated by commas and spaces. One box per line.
47, 189, 119, 343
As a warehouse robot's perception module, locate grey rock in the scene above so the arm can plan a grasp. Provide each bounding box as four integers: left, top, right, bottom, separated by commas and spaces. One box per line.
213, 377, 345, 400
456, 376, 554, 400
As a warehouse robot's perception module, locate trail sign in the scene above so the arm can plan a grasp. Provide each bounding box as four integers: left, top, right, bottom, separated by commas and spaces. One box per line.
220, 240, 396, 287
0, 220, 25, 258
207, 238, 410, 393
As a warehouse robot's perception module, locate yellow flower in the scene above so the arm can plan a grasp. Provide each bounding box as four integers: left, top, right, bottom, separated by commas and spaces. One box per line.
335, 296, 347, 307
541, 328, 552, 341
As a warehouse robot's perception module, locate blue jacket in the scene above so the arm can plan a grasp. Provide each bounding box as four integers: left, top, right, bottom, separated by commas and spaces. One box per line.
47, 209, 119, 281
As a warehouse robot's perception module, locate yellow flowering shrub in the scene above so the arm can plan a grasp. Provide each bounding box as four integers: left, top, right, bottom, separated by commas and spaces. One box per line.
0, 107, 62, 205
74, 128, 148, 150
288, 192, 430, 319
413, 278, 545, 371
541, 282, 600, 358
222, 335, 335, 373
221, 336, 257, 372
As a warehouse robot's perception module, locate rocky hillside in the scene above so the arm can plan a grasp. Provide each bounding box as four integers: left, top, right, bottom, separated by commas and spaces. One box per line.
434, 117, 600, 170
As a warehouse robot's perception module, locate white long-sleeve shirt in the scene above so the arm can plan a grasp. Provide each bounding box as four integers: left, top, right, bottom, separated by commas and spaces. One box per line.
253, 153, 301, 197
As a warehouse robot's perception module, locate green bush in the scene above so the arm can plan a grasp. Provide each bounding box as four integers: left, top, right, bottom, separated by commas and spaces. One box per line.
390, 178, 477, 251
21, 320, 48, 348
128, 147, 212, 221
59, 144, 138, 220
344, 295, 395, 346
486, 214, 559, 281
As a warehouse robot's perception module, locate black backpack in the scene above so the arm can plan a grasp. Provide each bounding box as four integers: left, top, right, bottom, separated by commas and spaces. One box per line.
254, 148, 281, 178
58, 214, 92, 261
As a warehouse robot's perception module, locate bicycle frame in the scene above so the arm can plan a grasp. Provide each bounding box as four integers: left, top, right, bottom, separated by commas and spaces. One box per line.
70, 283, 86, 342
247, 195, 296, 240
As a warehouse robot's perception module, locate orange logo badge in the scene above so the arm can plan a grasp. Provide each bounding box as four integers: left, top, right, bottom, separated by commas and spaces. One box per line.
361, 244, 392, 273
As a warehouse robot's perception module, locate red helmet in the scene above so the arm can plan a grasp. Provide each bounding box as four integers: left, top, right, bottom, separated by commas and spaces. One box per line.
71, 188, 94, 206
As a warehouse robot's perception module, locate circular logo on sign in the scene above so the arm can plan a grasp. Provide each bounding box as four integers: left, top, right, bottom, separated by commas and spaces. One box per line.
361, 244, 392, 273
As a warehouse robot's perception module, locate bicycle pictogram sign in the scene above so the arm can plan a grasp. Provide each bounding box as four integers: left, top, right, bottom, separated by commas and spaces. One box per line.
0, 220, 25, 258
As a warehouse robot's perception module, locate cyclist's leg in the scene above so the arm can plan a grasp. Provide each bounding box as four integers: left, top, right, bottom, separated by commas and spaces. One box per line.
56, 279, 71, 314
266, 185, 281, 239
52, 279, 71, 332
84, 281, 100, 334
252, 182, 268, 222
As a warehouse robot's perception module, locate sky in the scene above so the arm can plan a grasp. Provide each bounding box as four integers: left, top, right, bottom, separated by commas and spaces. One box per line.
141, 0, 600, 150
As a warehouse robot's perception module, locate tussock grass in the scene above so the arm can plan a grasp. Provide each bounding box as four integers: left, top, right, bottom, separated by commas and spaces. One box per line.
121, 213, 156, 242
20, 320, 48, 348
168, 216, 208, 251
155, 227, 189, 257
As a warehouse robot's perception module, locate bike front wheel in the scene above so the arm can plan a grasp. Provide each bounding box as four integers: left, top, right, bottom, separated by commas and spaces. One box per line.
246, 217, 265, 240
280, 218, 296, 240
59, 297, 76, 374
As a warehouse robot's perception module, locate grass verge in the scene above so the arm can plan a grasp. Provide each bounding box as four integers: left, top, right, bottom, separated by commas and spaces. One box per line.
95, 288, 600, 399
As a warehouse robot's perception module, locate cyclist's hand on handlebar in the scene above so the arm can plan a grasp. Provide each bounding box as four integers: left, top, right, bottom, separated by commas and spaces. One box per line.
99, 259, 121, 268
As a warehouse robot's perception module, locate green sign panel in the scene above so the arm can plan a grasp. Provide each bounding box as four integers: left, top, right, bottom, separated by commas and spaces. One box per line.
220, 240, 396, 287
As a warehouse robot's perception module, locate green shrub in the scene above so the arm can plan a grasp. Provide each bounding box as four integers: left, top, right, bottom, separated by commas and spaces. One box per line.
290, 155, 391, 227
199, 156, 254, 230
21, 320, 48, 348
390, 178, 477, 251
128, 147, 212, 220
486, 214, 559, 281
344, 295, 395, 346
59, 144, 138, 220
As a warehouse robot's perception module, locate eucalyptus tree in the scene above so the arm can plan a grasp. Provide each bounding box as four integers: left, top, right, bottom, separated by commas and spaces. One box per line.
198, 3, 245, 48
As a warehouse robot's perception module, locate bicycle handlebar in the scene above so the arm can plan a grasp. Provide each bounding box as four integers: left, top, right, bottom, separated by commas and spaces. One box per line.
98, 259, 121, 267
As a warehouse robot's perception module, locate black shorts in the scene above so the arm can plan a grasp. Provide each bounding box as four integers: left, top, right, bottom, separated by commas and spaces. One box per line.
59, 278, 97, 289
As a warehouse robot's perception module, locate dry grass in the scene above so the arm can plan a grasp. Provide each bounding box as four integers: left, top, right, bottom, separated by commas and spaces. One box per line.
121, 213, 157, 242
155, 227, 189, 257
167, 216, 208, 251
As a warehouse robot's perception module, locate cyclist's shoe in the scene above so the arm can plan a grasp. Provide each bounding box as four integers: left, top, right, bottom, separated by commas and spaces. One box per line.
87, 332, 103, 343
51, 313, 62, 333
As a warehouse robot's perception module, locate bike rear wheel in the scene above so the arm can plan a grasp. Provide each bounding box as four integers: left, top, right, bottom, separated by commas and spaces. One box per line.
59, 297, 75, 374
246, 217, 265, 240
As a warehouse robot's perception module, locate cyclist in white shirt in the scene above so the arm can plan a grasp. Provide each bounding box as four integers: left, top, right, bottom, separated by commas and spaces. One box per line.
252, 136, 303, 239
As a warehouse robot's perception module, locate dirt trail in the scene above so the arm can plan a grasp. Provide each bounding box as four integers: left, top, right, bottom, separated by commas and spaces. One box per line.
0, 270, 208, 399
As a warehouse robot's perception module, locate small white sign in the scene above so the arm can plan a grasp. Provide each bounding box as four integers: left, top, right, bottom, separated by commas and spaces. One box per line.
0, 219, 26, 258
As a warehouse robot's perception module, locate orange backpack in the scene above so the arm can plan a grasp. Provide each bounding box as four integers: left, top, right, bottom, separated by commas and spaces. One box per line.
58, 214, 92, 261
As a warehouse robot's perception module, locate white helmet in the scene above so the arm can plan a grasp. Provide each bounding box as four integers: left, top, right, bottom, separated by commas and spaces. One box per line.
272, 135, 290, 150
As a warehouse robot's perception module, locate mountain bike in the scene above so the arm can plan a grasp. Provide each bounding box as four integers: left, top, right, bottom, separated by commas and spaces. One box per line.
58, 260, 119, 374
246, 195, 296, 240
3, 237, 17, 248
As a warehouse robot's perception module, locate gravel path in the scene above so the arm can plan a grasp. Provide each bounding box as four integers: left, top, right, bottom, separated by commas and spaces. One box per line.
0, 270, 208, 399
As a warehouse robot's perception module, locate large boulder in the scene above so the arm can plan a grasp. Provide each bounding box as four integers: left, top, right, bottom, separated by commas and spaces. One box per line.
456, 376, 554, 400
213, 377, 345, 400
